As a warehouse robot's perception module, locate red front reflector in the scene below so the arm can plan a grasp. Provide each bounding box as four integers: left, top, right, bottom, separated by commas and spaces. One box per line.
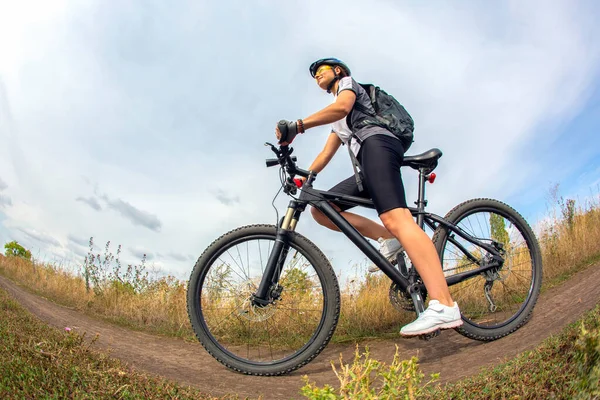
428, 173, 436, 184
293, 178, 303, 188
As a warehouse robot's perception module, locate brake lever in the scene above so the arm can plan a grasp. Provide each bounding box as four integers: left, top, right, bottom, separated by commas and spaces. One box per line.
264, 142, 279, 155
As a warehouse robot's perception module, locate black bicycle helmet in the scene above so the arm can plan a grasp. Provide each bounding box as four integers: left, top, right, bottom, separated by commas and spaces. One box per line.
309, 58, 351, 78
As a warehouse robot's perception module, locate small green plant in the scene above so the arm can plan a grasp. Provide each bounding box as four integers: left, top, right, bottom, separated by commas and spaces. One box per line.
4, 241, 32, 260
82, 237, 149, 295
301, 345, 438, 399
572, 322, 600, 399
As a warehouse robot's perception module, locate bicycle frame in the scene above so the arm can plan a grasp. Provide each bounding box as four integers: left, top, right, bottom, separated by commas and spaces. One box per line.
253, 162, 505, 310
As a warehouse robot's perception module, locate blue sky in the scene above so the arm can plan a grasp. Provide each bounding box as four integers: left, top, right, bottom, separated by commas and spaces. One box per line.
0, 0, 599, 283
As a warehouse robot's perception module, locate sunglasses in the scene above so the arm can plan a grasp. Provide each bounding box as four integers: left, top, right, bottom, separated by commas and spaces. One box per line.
314, 65, 333, 78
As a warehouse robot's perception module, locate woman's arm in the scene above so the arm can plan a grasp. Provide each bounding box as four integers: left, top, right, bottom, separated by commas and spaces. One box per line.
302, 90, 356, 130
307, 132, 343, 174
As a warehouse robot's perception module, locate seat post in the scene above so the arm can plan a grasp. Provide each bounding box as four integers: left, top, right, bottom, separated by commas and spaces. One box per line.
415, 168, 428, 228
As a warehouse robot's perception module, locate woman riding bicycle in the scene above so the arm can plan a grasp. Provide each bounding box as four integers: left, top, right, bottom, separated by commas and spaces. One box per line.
275, 57, 462, 336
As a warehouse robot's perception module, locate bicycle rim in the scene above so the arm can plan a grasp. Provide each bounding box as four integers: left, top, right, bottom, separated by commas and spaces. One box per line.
195, 234, 329, 367
438, 205, 539, 330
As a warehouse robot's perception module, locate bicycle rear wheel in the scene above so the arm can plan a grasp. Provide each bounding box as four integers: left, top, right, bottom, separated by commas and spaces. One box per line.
432, 198, 542, 341
187, 224, 340, 375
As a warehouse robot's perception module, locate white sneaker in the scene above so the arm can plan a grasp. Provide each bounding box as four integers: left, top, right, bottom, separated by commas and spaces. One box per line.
368, 237, 402, 273
400, 300, 463, 336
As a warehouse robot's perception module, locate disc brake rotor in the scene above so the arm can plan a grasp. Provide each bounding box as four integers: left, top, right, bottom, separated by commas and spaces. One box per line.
235, 279, 278, 322
496, 251, 513, 282
489, 242, 511, 281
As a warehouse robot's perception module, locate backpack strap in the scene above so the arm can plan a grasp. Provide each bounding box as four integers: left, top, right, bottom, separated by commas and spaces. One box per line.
352, 100, 375, 117
344, 82, 377, 193
345, 82, 377, 130
347, 135, 364, 192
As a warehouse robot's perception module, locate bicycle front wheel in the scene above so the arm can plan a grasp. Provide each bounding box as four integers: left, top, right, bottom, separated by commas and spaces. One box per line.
187, 224, 340, 375
432, 198, 542, 341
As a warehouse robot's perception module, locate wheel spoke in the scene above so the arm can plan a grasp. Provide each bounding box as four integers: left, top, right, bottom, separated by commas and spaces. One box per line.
435, 203, 541, 335
188, 227, 337, 374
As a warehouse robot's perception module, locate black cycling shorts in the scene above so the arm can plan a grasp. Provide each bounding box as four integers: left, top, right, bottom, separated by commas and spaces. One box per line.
328, 134, 407, 215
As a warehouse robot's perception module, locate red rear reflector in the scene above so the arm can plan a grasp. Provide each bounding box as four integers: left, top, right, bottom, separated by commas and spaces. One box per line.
428, 173, 436, 184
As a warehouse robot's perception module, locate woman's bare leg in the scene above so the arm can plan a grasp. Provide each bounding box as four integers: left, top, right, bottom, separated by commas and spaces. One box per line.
310, 206, 393, 241
379, 207, 454, 307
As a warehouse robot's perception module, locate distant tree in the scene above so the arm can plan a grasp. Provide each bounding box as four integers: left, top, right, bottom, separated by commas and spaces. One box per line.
4, 241, 32, 260
280, 267, 312, 294
490, 214, 510, 247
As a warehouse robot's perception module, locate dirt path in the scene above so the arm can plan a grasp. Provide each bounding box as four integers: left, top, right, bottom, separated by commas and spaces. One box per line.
2, 262, 599, 399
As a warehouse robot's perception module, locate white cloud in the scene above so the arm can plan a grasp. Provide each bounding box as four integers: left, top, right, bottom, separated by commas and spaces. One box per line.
157, 251, 194, 262
128, 246, 154, 261
0, 0, 598, 281
68, 234, 91, 248
76, 196, 102, 211
105, 197, 162, 232
214, 189, 240, 207
298, 0, 600, 211
67, 241, 89, 259
0, 195, 11, 208
16, 227, 60, 247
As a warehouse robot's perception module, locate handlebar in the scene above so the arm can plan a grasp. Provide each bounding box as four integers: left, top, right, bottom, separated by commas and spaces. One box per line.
266, 156, 296, 168
264, 142, 315, 194
264, 142, 310, 176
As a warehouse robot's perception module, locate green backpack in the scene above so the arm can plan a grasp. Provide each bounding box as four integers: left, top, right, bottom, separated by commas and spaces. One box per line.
347, 83, 414, 151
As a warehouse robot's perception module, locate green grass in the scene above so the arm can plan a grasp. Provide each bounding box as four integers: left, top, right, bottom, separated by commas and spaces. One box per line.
2, 278, 600, 399
421, 305, 600, 399
0, 287, 230, 400
303, 305, 600, 399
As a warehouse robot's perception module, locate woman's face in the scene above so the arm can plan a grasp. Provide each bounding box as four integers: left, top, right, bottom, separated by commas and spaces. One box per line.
314, 65, 336, 91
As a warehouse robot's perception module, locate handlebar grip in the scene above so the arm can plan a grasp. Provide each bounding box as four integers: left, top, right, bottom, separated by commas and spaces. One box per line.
265, 156, 298, 168
278, 120, 289, 142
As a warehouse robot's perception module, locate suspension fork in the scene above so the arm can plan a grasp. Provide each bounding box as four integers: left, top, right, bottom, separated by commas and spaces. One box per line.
252, 201, 303, 305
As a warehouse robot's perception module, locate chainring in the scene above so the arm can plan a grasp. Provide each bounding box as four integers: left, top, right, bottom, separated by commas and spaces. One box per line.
388, 283, 412, 312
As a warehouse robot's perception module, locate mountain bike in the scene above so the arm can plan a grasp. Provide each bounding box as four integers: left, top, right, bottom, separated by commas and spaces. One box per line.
187, 138, 543, 376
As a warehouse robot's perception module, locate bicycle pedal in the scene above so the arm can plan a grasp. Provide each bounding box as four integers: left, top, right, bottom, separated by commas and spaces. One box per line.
418, 329, 441, 341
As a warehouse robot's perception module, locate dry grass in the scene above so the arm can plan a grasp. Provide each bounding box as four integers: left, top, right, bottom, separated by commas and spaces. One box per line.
200, 270, 326, 350
538, 199, 600, 287
1, 189, 599, 343
336, 274, 412, 340
0, 256, 191, 338
0, 287, 225, 399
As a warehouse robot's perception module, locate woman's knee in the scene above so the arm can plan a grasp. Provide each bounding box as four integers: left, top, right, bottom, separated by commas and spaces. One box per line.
310, 206, 327, 225
311, 204, 340, 227
380, 208, 413, 234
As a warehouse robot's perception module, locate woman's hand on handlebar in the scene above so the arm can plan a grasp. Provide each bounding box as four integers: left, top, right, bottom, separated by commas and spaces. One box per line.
275, 125, 290, 146
275, 120, 303, 145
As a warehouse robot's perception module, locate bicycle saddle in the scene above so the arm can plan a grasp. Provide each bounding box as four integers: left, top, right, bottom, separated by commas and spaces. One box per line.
402, 148, 443, 172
